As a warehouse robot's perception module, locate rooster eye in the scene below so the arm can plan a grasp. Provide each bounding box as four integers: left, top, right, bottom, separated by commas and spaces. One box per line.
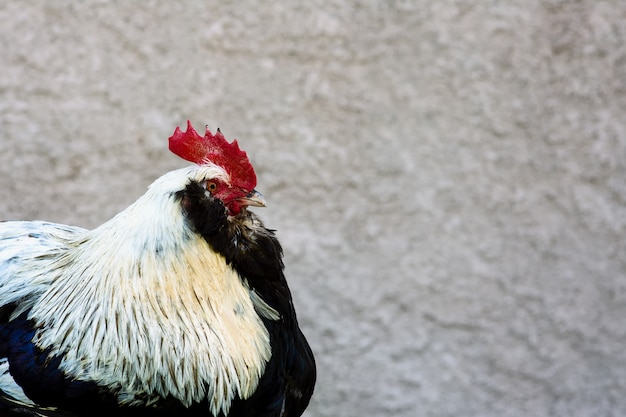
206, 182, 218, 192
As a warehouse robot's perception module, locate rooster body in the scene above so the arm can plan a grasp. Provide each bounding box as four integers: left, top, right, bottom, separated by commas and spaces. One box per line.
0, 125, 315, 416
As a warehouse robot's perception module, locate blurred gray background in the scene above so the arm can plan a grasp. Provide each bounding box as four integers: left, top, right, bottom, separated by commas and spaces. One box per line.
1, 2, 625, 416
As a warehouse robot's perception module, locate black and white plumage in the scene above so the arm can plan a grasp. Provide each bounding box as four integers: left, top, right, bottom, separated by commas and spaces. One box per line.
0, 124, 315, 417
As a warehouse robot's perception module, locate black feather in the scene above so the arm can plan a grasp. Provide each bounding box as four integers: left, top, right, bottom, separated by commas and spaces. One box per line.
178, 181, 316, 417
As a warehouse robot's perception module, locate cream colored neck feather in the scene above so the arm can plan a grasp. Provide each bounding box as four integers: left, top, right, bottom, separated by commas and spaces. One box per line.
28, 172, 278, 416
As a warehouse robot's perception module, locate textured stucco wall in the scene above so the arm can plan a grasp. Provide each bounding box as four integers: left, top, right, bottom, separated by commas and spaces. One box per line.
1, 2, 626, 416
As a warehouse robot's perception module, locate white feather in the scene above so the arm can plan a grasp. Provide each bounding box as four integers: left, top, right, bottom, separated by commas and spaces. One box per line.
0, 359, 37, 407
0, 165, 279, 416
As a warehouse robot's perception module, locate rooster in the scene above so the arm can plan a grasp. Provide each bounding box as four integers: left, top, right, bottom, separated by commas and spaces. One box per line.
0, 121, 315, 417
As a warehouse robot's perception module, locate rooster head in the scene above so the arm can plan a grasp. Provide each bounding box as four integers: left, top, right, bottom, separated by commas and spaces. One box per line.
169, 120, 265, 215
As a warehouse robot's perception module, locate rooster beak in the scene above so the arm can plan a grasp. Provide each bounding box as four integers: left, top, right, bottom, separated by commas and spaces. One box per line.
241, 189, 266, 208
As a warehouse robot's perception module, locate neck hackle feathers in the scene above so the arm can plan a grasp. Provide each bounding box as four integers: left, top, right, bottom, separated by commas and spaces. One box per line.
169, 120, 257, 191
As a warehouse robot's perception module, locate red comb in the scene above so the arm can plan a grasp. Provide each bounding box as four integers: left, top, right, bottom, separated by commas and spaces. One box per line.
169, 120, 257, 191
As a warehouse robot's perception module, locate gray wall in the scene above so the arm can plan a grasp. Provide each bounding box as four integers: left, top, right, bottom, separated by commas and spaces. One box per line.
1, 2, 625, 416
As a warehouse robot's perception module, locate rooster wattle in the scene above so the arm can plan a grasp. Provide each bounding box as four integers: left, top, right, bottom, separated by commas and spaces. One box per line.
0, 121, 315, 417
